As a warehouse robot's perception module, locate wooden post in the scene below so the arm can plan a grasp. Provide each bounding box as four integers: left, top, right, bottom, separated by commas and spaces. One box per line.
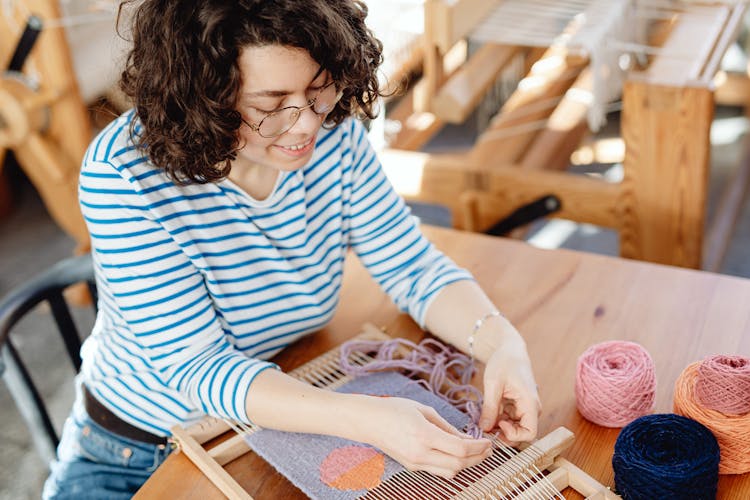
416, 0, 499, 112
620, 81, 713, 268
414, 0, 445, 112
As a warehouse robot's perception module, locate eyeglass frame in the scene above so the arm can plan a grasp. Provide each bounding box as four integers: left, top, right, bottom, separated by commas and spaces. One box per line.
241, 80, 343, 138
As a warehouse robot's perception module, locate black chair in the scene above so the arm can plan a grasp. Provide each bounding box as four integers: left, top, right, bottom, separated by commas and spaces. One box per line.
0, 253, 96, 464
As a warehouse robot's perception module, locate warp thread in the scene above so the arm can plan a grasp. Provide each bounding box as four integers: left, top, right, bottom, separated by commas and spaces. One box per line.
339, 337, 484, 437
575, 340, 656, 427
673, 356, 750, 474
612, 413, 720, 500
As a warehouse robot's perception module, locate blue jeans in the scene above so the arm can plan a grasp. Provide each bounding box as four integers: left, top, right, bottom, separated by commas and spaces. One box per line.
43, 388, 173, 499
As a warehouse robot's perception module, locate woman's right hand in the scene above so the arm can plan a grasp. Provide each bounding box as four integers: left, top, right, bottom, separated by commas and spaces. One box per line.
349, 395, 493, 478
244, 369, 492, 478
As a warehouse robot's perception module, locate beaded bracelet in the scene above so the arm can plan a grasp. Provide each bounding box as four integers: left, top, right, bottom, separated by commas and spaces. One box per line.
468, 310, 503, 362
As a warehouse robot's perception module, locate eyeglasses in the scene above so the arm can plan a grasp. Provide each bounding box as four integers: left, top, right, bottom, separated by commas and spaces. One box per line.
242, 81, 343, 138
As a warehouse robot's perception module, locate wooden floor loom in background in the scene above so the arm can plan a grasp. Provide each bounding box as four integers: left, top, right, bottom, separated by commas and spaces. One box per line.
172, 325, 620, 500
0, 0, 95, 252
377, 0, 750, 271
2, 1, 748, 270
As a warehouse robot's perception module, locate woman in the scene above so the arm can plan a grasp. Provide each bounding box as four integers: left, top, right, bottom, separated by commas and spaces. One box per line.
44, 1, 540, 498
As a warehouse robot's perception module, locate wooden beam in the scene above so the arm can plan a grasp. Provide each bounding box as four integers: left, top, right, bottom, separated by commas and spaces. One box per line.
0, 78, 55, 148
379, 149, 621, 231
418, 0, 496, 112
460, 172, 620, 232
171, 425, 253, 500
519, 69, 593, 171
425, 0, 500, 54
432, 44, 522, 124
209, 434, 251, 467
548, 458, 622, 500
620, 81, 713, 268
387, 101, 444, 152
629, 3, 745, 88
413, 29, 468, 113
469, 49, 588, 166
698, 4, 747, 85
714, 71, 750, 108
388, 39, 470, 149
14, 135, 89, 249
0, 19, 11, 70
482, 165, 621, 231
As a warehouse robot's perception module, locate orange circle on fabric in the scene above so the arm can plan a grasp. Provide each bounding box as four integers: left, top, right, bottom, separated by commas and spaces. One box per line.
319, 445, 385, 490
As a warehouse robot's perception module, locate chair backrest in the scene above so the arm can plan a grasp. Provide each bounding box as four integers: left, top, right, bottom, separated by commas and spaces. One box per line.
0, 253, 96, 464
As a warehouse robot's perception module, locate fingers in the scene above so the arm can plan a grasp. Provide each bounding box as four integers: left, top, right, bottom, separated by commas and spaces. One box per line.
398, 405, 492, 478
428, 427, 493, 458
479, 378, 502, 431
497, 413, 534, 444
420, 407, 465, 437
420, 406, 492, 456
481, 380, 541, 444
505, 395, 539, 442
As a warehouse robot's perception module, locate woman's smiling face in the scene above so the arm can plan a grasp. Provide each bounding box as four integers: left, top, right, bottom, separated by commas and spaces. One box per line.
234, 45, 332, 174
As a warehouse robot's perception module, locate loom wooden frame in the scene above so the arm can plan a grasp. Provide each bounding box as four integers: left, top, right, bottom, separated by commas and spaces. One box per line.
382, 0, 749, 270
171, 323, 621, 500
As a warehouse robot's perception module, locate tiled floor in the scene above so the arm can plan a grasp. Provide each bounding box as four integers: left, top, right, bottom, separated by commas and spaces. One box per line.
1, 107, 749, 499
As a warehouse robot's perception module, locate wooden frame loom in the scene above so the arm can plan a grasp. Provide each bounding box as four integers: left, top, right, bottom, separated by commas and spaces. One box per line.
378, 0, 749, 270
171, 324, 620, 499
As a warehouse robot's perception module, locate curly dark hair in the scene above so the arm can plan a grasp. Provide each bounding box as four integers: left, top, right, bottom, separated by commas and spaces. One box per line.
118, 0, 384, 184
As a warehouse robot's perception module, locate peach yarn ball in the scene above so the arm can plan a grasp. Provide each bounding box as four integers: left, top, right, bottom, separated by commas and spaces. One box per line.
575, 341, 656, 427
674, 356, 750, 475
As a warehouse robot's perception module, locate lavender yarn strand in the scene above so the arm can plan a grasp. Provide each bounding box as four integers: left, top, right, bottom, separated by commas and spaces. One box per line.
339, 338, 484, 437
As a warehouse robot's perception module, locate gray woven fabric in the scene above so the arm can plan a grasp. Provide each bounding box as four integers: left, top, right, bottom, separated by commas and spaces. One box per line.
244, 371, 470, 499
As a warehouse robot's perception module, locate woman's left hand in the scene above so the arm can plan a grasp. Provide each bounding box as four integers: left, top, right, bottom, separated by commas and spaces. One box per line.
420, 280, 541, 444
479, 341, 541, 446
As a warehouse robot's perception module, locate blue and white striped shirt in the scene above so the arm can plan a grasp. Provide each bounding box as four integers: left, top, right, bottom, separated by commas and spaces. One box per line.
79, 110, 472, 436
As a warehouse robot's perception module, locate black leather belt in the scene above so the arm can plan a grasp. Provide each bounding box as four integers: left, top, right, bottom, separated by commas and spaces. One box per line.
83, 385, 168, 446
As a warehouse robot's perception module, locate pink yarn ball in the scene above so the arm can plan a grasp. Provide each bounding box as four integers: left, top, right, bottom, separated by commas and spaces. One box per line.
575, 340, 656, 427
695, 355, 750, 416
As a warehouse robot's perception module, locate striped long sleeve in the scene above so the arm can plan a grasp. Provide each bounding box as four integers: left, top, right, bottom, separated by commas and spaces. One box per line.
345, 122, 473, 324
80, 159, 278, 434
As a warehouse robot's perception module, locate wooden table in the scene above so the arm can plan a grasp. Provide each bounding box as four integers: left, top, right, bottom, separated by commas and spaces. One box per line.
136, 225, 750, 499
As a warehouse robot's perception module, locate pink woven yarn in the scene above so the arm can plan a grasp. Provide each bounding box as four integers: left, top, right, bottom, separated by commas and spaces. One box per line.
695, 355, 750, 416
575, 340, 656, 427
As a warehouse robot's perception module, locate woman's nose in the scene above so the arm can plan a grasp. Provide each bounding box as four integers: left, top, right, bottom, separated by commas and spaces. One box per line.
286, 104, 321, 136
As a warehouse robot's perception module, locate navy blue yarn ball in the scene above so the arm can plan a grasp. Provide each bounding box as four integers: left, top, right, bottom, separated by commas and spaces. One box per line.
612, 414, 720, 500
